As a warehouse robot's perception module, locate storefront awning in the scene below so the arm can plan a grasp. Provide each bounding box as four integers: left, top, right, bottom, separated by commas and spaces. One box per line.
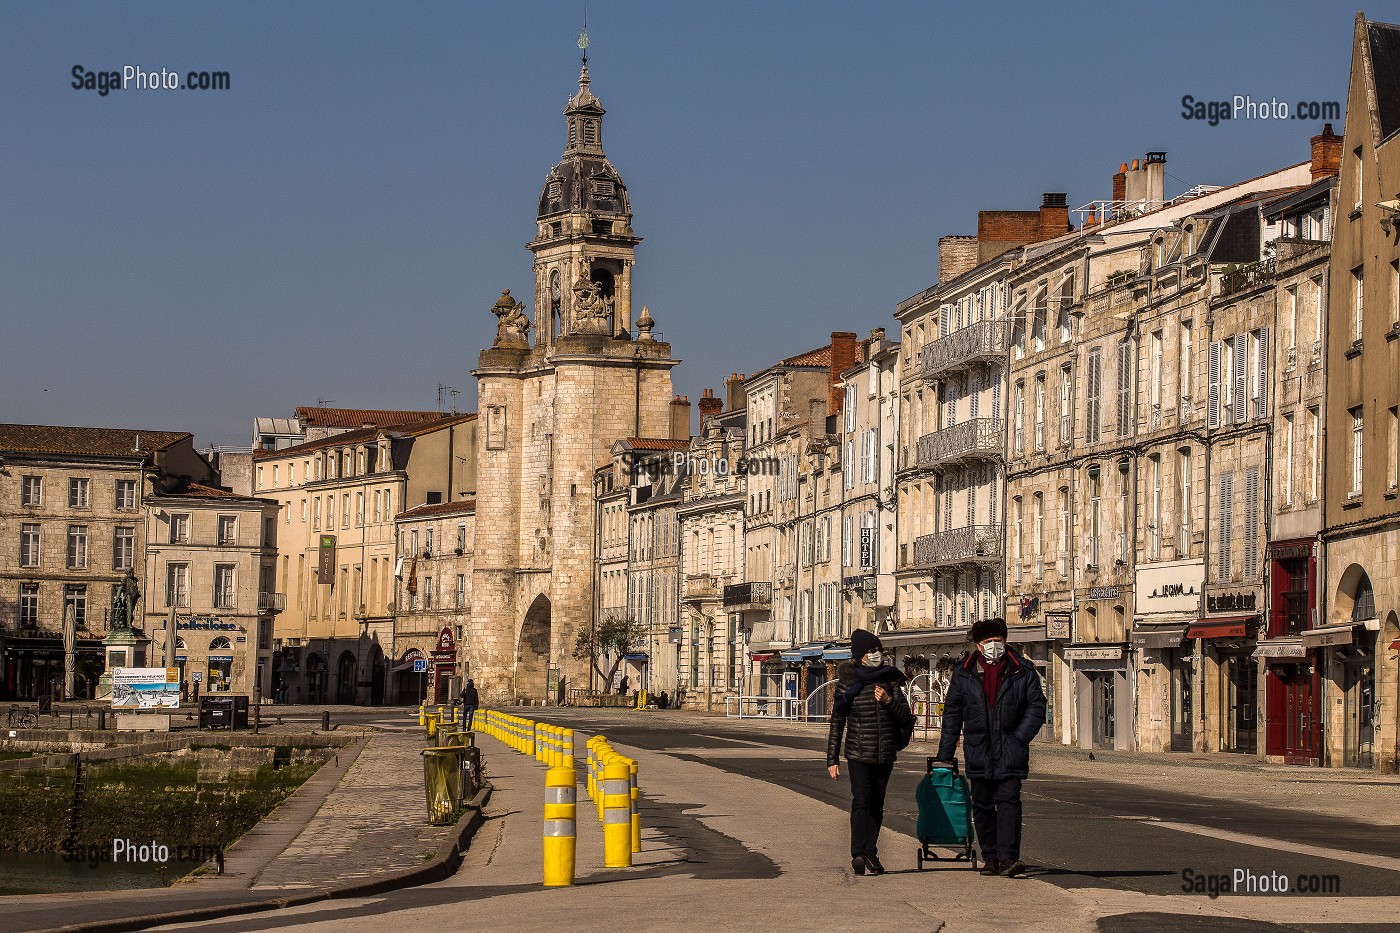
779, 650, 803, 662
623, 652, 648, 661
1187, 617, 1251, 640
878, 628, 971, 647
1007, 624, 1047, 644
1133, 625, 1188, 649
1253, 640, 1308, 659
799, 645, 828, 659
823, 647, 852, 660
1390, 639, 1400, 652
1302, 624, 1356, 648
748, 651, 778, 662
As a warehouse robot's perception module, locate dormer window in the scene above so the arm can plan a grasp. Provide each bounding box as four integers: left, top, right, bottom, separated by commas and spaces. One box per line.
593, 179, 615, 198
548, 181, 563, 200
583, 120, 598, 146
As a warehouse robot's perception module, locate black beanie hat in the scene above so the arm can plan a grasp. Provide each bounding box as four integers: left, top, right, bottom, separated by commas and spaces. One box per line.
969, 617, 1009, 644
850, 628, 882, 661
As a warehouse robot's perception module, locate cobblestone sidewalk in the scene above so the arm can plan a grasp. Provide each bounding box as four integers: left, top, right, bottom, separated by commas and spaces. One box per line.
251, 731, 455, 889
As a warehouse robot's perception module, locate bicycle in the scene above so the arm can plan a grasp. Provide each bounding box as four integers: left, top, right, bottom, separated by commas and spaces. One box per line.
7, 705, 38, 729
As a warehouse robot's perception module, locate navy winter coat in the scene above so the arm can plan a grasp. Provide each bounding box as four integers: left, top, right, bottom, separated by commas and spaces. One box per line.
826, 661, 914, 766
935, 647, 1047, 780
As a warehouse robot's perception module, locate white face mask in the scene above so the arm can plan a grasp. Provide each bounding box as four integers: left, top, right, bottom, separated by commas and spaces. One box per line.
863, 651, 884, 668
979, 640, 1006, 662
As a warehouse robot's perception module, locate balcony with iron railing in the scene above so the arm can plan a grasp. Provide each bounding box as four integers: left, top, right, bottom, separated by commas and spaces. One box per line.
1218, 258, 1276, 298
916, 418, 1004, 470
258, 592, 287, 612
911, 524, 1004, 569
722, 581, 772, 609
920, 321, 1008, 381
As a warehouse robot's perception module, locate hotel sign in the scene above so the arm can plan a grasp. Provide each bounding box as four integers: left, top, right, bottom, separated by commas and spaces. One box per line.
318, 534, 336, 582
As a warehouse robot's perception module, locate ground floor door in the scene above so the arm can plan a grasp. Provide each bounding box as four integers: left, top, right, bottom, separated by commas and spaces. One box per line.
1220, 653, 1258, 754
1281, 669, 1319, 764
1169, 652, 1193, 752
1343, 657, 1376, 769
1091, 673, 1116, 750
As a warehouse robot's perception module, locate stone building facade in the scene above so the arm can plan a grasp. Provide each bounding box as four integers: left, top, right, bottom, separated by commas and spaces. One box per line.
141, 479, 280, 701
621, 439, 685, 698
253, 414, 477, 704
1321, 14, 1400, 773
391, 499, 476, 705
0, 425, 212, 701
467, 56, 678, 704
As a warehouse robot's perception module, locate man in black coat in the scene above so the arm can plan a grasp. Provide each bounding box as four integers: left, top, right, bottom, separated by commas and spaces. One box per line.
460, 678, 479, 731
935, 618, 1046, 877
826, 628, 915, 876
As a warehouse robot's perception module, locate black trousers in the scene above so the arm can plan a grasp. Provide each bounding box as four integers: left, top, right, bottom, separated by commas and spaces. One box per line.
464, 706, 477, 730
969, 776, 1023, 863
847, 758, 895, 858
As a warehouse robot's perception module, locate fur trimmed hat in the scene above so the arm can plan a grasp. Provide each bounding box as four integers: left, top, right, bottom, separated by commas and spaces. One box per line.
969, 617, 1009, 644
850, 628, 882, 661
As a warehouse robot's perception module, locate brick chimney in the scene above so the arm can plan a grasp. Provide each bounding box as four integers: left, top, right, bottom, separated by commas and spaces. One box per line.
1112, 162, 1127, 203
725, 373, 747, 413
1310, 124, 1342, 180
829, 332, 858, 414
698, 388, 723, 425
1039, 192, 1070, 239
669, 395, 691, 441
938, 235, 979, 284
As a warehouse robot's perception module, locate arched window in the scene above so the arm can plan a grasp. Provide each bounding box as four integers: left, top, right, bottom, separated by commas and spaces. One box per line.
209, 636, 233, 651
1352, 572, 1376, 622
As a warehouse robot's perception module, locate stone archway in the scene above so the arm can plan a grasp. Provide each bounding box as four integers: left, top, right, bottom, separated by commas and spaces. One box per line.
516, 595, 552, 704
336, 651, 358, 705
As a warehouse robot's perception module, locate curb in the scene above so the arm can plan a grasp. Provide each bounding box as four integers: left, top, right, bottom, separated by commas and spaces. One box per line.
34, 783, 493, 933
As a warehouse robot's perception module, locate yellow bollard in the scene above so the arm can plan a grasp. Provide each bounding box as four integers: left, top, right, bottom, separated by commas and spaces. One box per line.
585, 738, 597, 800
602, 756, 633, 867
418, 703, 426, 726
629, 757, 641, 853
563, 728, 575, 772
543, 765, 577, 887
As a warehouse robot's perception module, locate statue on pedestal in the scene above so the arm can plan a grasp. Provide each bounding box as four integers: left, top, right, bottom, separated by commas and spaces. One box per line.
491, 289, 531, 348
570, 256, 613, 335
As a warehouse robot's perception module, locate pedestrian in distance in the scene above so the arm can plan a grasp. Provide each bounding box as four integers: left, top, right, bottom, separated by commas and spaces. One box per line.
460, 678, 479, 731
826, 628, 915, 876
934, 617, 1047, 878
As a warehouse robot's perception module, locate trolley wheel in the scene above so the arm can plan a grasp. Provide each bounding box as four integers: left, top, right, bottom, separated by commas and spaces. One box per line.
916, 848, 924, 871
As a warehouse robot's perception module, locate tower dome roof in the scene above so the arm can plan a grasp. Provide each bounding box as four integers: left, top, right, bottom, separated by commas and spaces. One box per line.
536, 57, 631, 221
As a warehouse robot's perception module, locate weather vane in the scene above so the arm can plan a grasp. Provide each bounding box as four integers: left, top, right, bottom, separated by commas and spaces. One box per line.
578, 7, 590, 60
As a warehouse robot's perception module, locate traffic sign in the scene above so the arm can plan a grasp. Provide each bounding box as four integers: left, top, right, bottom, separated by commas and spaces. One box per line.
192, 671, 203, 682
413, 658, 428, 673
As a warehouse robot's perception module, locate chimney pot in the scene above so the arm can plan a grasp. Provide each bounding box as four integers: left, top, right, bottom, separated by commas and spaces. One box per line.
1309, 123, 1342, 180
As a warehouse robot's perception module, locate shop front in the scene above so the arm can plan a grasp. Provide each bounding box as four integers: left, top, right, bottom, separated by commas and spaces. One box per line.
1260, 539, 1320, 764
1064, 644, 1131, 751
1133, 559, 1204, 753
429, 627, 458, 705
1304, 621, 1377, 768
0, 632, 104, 701
1187, 609, 1261, 755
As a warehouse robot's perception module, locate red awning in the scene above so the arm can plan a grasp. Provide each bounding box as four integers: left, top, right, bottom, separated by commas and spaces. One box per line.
1187, 620, 1248, 639
748, 652, 778, 662
1390, 639, 1400, 651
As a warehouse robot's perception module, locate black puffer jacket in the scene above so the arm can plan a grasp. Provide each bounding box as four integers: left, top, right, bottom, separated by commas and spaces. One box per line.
826, 662, 914, 766
935, 647, 1047, 780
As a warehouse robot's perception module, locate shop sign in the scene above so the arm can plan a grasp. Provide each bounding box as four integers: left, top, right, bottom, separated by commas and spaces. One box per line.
1087, 586, 1120, 601
177, 616, 240, 631
1064, 646, 1123, 661
432, 626, 456, 658
1206, 592, 1256, 613
1135, 560, 1205, 615
1046, 614, 1072, 640
1303, 626, 1354, 648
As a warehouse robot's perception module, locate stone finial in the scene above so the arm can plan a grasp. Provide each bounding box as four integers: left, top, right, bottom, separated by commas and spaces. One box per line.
637, 305, 655, 341
491, 288, 531, 348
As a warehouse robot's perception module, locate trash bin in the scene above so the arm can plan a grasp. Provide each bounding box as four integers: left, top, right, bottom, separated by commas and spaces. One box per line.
424, 712, 442, 740
199, 695, 250, 730
459, 745, 482, 800
421, 746, 463, 825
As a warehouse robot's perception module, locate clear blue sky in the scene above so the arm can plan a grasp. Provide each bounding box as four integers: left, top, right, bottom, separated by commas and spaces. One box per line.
1, 1, 1357, 447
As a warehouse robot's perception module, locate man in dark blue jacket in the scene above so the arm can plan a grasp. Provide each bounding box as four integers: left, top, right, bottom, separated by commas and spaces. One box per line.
935, 618, 1046, 877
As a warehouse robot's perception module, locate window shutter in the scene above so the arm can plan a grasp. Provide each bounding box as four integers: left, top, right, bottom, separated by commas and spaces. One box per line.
843, 514, 852, 566
1233, 335, 1247, 424
1208, 341, 1221, 428
1086, 349, 1102, 441
1116, 342, 1132, 437
1244, 468, 1260, 578
1254, 327, 1269, 419
969, 371, 981, 420
1218, 473, 1233, 579
992, 373, 1002, 419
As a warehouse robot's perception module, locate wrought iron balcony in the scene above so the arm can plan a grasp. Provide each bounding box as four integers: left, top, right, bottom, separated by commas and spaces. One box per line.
723, 581, 772, 609
912, 524, 1004, 569
1218, 258, 1276, 297
920, 321, 1008, 381
258, 592, 287, 612
916, 419, 1004, 470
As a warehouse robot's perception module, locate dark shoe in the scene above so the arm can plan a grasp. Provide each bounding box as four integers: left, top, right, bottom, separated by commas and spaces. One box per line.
863, 854, 886, 876
852, 856, 866, 876
978, 857, 1001, 876
999, 860, 1026, 877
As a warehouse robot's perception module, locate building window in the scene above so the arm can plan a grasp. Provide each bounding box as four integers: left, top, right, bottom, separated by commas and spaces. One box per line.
457, 524, 467, 553
170, 514, 190, 544
1178, 448, 1192, 557
1116, 341, 1133, 438
1353, 573, 1376, 622
1085, 348, 1102, 442
19, 523, 40, 568
21, 476, 42, 507
217, 515, 237, 546
66, 524, 88, 570
1351, 407, 1365, 495
1388, 406, 1399, 492
424, 576, 434, 610
113, 526, 135, 571
1282, 414, 1295, 505
19, 583, 38, 628
1034, 375, 1046, 451
63, 585, 86, 628
1013, 381, 1025, 454
342, 493, 350, 528
115, 479, 137, 511
456, 574, 466, 609
356, 492, 365, 525
1059, 365, 1072, 446
1058, 486, 1070, 577
1243, 468, 1260, 580
68, 477, 90, 509
1179, 320, 1193, 422
1353, 266, 1365, 342
166, 563, 189, 608
313, 497, 321, 529
1088, 471, 1101, 568
1149, 454, 1162, 561
1217, 473, 1233, 580
214, 564, 236, 609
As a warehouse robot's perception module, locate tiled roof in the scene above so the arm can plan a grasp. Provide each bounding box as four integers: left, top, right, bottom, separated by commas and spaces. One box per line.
396, 499, 478, 520
0, 424, 190, 458
294, 407, 443, 428
255, 414, 474, 459
154, 481, 274, 504
1367, 20, 1400, 142
781, 345, 833, 367
621, 437, 691, 451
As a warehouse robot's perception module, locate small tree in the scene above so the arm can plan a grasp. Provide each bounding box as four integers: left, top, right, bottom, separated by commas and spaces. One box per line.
573, 613, 646, 693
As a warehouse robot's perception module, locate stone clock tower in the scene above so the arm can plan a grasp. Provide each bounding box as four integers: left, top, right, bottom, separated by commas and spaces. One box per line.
468, 52, 679, 704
